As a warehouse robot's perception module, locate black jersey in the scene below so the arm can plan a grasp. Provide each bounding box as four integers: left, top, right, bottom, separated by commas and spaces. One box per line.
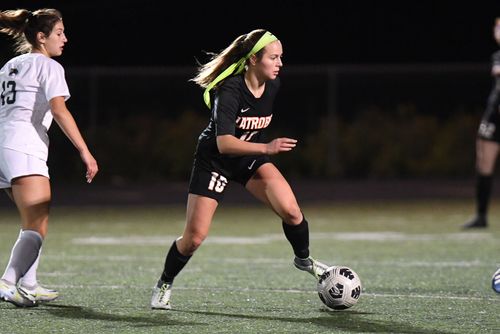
478, 50, 500, 141
195, 74, 280, 160
188, 75, 280, 198
482, 50, 500, 119
493, 50, 500, 92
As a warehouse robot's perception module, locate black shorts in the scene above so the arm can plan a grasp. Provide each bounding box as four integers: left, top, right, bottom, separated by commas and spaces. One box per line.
188, 154, 271, 202
477, 92, 500, 143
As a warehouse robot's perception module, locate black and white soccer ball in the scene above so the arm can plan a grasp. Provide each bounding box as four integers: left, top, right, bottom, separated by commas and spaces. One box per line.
317, 266, 362, 310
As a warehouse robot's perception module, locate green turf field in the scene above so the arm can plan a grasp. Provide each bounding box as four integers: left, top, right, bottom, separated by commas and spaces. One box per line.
0, 199, 499, 333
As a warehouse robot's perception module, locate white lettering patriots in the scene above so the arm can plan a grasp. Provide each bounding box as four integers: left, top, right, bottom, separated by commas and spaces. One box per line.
236, 115, 273, 130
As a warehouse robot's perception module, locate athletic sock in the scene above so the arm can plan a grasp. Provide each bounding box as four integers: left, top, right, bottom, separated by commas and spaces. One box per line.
477, 174, 493, 216
282, 216, 310, 259
19, 246, 42, 287
1, 229, 43, 284
160, 240, 192, 284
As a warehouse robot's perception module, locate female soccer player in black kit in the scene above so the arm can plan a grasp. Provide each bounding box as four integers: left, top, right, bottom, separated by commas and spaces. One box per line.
463, 17, 500, 229
150, 29, 329, 310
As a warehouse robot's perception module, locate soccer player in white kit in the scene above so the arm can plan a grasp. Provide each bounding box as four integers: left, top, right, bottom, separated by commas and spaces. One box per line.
0, 8, 98, 307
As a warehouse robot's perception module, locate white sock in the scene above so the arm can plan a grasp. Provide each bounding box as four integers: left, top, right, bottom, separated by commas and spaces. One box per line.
1, 229, 43, 284
1, 230, 22, 283
19, 247, 42, 287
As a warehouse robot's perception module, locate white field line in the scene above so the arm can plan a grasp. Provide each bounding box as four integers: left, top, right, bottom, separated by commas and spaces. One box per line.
35, 284, 499, 302
40, 254, 496, 269
71, 232, 496, 246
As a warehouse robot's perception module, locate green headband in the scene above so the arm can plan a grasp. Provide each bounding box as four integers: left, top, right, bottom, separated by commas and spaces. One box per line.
203, 31, 278, 108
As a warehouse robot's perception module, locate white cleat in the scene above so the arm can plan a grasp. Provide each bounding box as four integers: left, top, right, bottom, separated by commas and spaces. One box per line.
151, 281, 172, 310
0, 279, 37, 307
294, 256, 330, 280
18, 283, 59, 302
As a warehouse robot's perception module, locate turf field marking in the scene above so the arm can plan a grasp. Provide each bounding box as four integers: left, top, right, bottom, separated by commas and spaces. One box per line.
312, 232, 494, 241
42, 254, 495, 268
72, 232, 495, 246
39, 284, 499, 302
358, 292, 497, 301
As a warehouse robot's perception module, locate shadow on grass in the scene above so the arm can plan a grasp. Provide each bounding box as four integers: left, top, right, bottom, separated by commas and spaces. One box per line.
24, 303, 456, 333
41, 304, 202, 328
176, 308, 455, 334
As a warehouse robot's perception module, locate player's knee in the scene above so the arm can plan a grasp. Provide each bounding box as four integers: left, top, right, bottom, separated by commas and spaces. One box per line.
185, 234, 206, 254
23, 220, 48, 238
281, 204, 303, 225
476, 161, 493, 174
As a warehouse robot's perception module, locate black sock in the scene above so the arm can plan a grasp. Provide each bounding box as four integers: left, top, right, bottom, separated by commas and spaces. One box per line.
477, 174, 493, 216
282, 216, 310, 259
160, 240, 191, 284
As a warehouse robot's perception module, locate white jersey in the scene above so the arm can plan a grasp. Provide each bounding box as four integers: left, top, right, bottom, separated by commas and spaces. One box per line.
0, 53, 70, 161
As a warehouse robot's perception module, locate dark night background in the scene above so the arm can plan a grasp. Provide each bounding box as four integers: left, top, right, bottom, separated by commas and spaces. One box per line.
2, 1, 500, 201
1, 1, 500, 66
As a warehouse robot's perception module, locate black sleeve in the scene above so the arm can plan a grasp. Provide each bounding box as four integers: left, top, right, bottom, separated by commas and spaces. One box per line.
213, 80, 240, 136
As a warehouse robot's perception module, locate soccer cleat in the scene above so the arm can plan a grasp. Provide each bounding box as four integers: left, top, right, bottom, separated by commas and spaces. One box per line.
0, 279, 37, 307
18, 283, 59, 302
462, 215, 488, 229
492, 268, 500, 293
294, 256, 330, 280
151, 281, 172, 310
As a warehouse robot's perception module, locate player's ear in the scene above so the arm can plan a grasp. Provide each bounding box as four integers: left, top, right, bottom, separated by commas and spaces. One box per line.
36, 31, 46, 44
249, 54, 258, 66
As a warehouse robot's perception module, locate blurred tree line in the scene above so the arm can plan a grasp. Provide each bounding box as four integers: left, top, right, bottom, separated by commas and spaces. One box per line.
47, 65, 488, 185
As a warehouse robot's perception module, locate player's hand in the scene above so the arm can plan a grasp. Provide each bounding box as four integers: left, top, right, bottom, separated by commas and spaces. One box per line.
81, 150, 98, 183
265, 137, 297, 155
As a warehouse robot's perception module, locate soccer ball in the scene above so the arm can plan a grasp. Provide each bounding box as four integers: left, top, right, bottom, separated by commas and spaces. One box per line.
317, 265, 362, 310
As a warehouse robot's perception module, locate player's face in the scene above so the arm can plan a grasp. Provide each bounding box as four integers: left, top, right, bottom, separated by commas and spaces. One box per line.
256, 40, 283, 80
44, 21, 68, 57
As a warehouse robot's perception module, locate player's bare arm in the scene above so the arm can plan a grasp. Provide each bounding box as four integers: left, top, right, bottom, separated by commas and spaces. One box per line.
216, 134, 297, 155
50, 96, 98, 182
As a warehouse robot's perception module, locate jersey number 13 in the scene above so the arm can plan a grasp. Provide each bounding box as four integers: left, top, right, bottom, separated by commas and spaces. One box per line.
1, 80, 16, 106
